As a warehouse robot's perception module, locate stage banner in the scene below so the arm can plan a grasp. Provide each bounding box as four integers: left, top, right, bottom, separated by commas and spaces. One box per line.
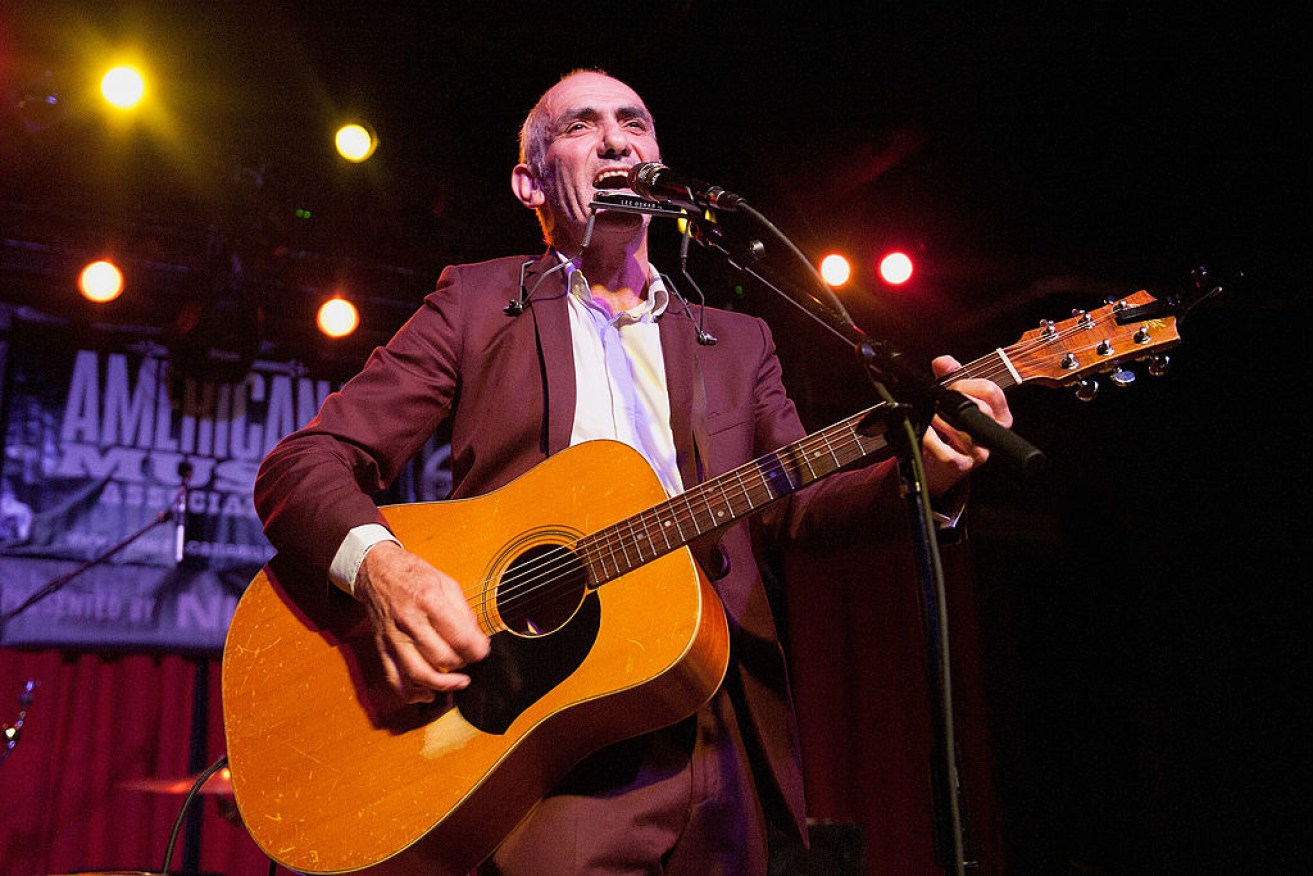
0, 322, 373, 650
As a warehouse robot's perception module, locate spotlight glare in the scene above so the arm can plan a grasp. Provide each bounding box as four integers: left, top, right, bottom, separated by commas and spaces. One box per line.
879, 251, 914, 286
79, 260, 124, 302
317, 297, 360, 338
819, 253, 852, 287
101, 66, 146, 109
335, 123, 378, 162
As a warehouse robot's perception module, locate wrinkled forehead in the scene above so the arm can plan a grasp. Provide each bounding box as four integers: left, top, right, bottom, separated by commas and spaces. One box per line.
540, 73, 652, 128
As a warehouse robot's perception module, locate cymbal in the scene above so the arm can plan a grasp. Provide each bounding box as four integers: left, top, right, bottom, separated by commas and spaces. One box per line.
117, 767, 233, 796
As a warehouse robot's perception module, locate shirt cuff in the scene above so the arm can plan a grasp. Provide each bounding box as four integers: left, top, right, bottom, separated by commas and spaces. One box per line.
930, 482, 969, 543
328, 523, 401, 596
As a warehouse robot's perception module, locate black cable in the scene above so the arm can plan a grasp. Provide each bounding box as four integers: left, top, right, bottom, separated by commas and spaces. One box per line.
160, 752, 228, 874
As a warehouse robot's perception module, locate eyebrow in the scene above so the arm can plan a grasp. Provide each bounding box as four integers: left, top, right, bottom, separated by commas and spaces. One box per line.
554, 104, 653, 131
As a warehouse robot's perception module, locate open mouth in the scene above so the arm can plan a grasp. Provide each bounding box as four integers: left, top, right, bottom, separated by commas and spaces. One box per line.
593, 168, 631, 191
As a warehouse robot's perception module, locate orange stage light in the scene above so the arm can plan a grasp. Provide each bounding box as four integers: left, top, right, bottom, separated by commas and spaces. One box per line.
78, 260, 124, 302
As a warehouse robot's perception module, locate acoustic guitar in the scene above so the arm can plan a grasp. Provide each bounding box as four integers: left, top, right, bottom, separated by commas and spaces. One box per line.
223, 290, 1182, 874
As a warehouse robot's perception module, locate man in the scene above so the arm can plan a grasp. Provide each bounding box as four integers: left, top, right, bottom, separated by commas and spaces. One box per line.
255, 69, 1012, 873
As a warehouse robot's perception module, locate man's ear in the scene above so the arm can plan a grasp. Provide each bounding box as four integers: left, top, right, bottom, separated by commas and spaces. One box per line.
511, 163, 545, 209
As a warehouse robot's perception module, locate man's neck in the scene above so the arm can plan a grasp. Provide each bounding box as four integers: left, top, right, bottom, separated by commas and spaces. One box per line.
563, 232, 651, 316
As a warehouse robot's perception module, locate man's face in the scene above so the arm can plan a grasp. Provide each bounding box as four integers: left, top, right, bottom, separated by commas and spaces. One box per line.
521, 72, 661, 247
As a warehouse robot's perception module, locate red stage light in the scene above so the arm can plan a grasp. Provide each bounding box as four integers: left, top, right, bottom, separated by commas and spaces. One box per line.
878, 251, 914, 286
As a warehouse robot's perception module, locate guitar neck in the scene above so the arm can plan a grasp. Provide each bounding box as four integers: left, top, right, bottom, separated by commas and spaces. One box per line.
579, 347, 1021, 586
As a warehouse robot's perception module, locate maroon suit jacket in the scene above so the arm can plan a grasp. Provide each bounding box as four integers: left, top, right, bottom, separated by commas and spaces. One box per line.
255, 253, 904, 840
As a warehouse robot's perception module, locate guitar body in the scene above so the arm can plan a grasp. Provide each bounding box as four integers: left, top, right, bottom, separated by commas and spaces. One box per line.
222, 440, 731, 874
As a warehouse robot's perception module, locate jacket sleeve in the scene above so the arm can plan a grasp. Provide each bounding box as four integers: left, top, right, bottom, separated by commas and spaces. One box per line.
253, 265, 467, 580
743, 316, 905, 549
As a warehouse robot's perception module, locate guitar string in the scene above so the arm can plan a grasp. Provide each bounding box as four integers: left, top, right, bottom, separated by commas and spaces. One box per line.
472, 407, 924, 630
472, 413, 882, 624
942, 303, 1161, 387
469, 306, 1146, 628
464, 305, 1144, 626
461, 304, 1153, 626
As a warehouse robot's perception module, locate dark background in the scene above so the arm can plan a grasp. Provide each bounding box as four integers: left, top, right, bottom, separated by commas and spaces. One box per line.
3, 3, 1306, 871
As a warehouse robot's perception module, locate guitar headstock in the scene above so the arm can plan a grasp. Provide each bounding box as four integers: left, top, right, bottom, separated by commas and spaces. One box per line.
1006, 290, 1182, 395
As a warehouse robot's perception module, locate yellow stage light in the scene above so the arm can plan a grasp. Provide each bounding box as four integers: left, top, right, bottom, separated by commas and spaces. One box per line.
335, 123, 378, 162
101, 66, 146, 109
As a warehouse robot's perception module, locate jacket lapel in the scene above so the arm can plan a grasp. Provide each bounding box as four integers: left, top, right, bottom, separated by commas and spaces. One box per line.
659, 307, 700, 489
523, 254, 576, 457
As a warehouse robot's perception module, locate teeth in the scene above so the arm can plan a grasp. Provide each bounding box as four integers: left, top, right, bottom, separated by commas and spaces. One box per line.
594, 169, 630, 189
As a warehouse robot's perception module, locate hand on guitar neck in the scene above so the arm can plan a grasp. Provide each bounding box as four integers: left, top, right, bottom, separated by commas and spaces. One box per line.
921, 354, 1015, 498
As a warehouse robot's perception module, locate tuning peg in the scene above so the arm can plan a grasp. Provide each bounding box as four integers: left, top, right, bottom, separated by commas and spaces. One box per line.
1074, 379, 1100, 402
1110, 368, 1136, 388
1148, 355, 1171, 377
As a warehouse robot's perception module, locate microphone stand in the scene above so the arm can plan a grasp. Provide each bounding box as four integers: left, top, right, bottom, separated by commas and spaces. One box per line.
684, 201, 1044, 874
0, 467, 192, 639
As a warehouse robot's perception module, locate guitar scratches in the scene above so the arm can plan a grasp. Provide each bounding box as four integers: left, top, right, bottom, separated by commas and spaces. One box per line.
287, 745, 329, 767
230, 638, 282, 691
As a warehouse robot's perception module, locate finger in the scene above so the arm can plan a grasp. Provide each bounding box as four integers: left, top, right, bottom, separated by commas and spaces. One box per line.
944, 377, 1012, 428
936, 415, 991, 462
386, 585, 487, 673
430, 609, 491, 665
377, 644, 438, 704
384, 606, 475, 680
927, 411, 996, 469
390, 636, 472, 695
931, 355, 962, 379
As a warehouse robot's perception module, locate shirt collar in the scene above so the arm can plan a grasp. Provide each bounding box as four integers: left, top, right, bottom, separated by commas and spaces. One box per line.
558, 253, 670, 321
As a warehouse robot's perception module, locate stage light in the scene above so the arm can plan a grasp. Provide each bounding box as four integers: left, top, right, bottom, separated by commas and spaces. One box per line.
335, 123, 378, 162
819, 254, 852, 287
78, 260, 124, 303
100, 66, 146, 109
317, 297, 360, 338
878, 251, 914, 286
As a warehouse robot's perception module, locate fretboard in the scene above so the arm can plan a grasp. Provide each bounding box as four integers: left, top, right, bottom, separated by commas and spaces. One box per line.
578, 346, 1020, 585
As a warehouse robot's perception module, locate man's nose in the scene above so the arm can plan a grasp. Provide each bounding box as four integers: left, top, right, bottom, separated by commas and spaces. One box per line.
599, 122, 631, 157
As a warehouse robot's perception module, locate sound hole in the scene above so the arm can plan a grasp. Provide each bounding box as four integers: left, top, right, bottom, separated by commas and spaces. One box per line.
498, 543, 587, 636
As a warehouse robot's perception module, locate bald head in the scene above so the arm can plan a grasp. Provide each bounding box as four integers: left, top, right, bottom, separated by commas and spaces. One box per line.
518, 70, 656, 177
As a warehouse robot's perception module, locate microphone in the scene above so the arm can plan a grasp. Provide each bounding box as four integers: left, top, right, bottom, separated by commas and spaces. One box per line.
627, 163, 746, 213
174, 460, 193, 565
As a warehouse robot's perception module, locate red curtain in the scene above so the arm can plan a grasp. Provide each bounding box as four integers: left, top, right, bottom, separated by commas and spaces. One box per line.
786, 538, 1003, 875
0, 648, 271, 875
